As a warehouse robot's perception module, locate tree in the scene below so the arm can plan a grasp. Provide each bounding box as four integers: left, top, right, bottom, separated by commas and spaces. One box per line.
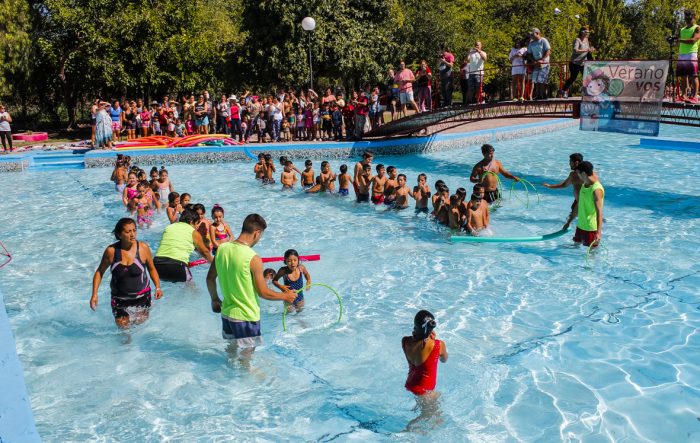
0, 0, 31, 97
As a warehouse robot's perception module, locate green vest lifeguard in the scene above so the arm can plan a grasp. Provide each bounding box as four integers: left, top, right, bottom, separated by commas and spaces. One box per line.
680, 25, 700, 55
215, 241, 259, 322
577, 181, 604, 232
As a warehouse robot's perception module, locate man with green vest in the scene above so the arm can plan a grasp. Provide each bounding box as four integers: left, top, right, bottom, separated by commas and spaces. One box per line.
573, 161, 604, 247
678, 10, 700, 103
206, 214, 296, 362
154, 209, 212, 282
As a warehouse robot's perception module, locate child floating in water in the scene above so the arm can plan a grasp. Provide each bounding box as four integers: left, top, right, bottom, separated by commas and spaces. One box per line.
337, 164, 352, 196
273, 249, 311, 312
166, 192, 181, 224
209, 204, 233, 254
402, 310, 448, 397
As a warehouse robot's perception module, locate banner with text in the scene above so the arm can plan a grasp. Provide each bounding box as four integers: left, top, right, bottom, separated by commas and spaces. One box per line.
579, 60, 669, 136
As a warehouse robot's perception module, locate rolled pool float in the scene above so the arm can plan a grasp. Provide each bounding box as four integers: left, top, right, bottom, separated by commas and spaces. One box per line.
451, 228, 569, 243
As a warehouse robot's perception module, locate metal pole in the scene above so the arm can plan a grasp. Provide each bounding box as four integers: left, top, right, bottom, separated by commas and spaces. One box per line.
308, 33, 314, 91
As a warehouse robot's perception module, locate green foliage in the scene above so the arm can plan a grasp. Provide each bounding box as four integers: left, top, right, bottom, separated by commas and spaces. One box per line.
2, 0, 696, 126
0, 0, 31, 96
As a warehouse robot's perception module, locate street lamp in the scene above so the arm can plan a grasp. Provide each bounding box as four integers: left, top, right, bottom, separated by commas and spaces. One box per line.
301, 17, 316, 90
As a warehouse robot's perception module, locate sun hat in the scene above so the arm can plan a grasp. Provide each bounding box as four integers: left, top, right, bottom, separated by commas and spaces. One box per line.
229, 95, 237, 101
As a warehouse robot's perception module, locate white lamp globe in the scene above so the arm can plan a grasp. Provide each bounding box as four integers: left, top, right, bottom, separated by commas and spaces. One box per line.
302, 17, 316, 31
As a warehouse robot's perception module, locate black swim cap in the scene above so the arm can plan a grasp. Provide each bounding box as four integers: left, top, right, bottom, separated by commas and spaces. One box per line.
413, 310, 436, 339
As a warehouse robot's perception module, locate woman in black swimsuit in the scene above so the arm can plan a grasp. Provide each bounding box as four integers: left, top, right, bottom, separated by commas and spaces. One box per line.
90, 218, 163, 328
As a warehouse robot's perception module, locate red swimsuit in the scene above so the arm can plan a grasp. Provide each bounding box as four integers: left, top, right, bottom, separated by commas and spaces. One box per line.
403, 338, 441, 395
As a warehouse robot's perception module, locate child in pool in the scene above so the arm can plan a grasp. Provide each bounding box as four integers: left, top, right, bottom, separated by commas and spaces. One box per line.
402, 310, 448, 397
356, 163, 373, 203
412, 173, 431, 213
209, 204, 233, 253
392, 174, 410, 209
447, 194, 463, 230
465, 189, 490, 236
122, 172, 139, 208
383, 166, 399, 205
149, 167, 160, 196
157, 168, 174, 201
180, 193, 191, 208
301, 160, 315, 190
143, 180, 161, 212
337, 164, 352, 196
305, 161, 336, 193
273, 249, 311, 312
263, 154, 276, 184
370, 164, 388, 204
281, 161, 297, 190
134, 183, 154, 228
264, 268, 276, 285
254, 153, 265, 180
166, 192, 181, 223
193, 203, 211, 250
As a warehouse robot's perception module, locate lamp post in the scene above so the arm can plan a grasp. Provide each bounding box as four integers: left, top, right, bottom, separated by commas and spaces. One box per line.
301, 17, 316, 90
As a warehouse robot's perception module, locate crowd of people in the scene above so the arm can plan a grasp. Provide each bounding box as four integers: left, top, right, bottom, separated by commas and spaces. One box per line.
86, 26, 604, 149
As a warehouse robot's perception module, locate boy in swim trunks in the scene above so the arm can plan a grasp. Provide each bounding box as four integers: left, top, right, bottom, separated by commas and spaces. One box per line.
447, 195, 463, 229
305, 161, 336, 193
392, 174, 410, 209
383, 166, 398, 205
412, 173, 431, 213
353, 151, 373, 195
370, 164, 388, 204
356, 163, 373, 202
280, 160, 297, 189
338, 164, 352, 196
301, 160, 315, 190
254, 153, 265, 181
262, 154, 276, 184
469, 144, 519, 204
465, 191, 490, 235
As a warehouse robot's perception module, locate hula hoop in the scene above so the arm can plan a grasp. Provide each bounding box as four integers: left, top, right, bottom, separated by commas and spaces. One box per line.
584, 240, 601, 266
0, 240, 12, 269
509, 180, 531, 208
451, 227, 569, 243
281, 283, 343, 332
519, 178, 540, 204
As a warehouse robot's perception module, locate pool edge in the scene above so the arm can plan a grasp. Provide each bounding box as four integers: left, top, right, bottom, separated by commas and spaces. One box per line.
0, 286, 42, 443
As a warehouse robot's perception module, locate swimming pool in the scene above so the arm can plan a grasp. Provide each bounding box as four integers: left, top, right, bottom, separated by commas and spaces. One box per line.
1, 124, 699, 441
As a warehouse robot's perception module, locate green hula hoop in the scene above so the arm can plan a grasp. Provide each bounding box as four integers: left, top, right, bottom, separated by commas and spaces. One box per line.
508, 178, 541, 208
584, 240, 601, 266
481, 171, 504, 206
282, 283, 343, 332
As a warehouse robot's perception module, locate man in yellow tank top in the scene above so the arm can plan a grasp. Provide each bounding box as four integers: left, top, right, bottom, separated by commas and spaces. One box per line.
573, 161, 604, 247
678, 10, 700, 103
206, 214, 296, 367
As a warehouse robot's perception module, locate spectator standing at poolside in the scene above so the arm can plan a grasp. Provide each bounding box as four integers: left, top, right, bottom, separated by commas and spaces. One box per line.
509, 38, 528, 101
459, 56, 469, 105
355, 89, 369, 139
0, 104, 13, 152
527, 28, 551, 100
204, 90, 215, 134
95, 102, 114, 149
438, 49, 455, 107
216, 95, 230, 135
678, 11, 700, 103
109, 100, 124, 142
561, 28, 596, 98
207, 214, 296, 367
395, 60, 420, 115
230, 96, 243, 142
386, 68, 400, 121
414, 60, 433, 112
194, 94, 209, 134
466, 42, 487, 104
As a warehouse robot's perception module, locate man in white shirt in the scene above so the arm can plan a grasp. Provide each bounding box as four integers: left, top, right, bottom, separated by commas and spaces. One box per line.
466, 41, 487, 104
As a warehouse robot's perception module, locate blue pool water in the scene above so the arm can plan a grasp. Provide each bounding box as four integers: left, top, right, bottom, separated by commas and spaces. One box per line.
1, 124, 699, 441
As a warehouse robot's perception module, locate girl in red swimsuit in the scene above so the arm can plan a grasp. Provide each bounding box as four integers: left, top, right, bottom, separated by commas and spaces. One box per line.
402, 310, 448, 396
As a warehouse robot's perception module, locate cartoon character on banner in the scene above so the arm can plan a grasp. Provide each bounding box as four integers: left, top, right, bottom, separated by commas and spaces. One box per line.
580, 69, 624, 131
